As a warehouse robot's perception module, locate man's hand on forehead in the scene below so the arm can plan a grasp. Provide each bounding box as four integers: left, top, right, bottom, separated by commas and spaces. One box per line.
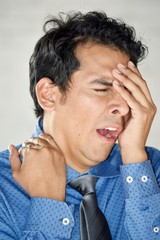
112, 61, 157, 164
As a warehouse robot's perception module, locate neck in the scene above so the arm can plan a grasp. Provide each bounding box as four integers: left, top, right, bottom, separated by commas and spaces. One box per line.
42, 113, 101, 173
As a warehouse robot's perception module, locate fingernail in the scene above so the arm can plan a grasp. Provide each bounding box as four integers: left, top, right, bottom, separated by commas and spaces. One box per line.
113, 68, 121, 74
8, 145, 12, 153
118, 63, 126, 69
128, 61, 135, 68
39, 134, 44, 138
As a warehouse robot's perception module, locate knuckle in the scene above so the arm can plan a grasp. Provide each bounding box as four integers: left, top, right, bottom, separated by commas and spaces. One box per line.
142, 79, 147, 85
153, 104, 157, 113
143, 104, 157, 119
149, 102, 157, 113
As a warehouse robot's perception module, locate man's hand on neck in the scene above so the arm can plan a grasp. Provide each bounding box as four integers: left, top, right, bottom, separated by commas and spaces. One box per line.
9, 134, 66, 202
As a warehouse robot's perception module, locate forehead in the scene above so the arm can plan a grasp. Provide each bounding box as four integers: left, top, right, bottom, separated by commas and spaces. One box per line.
75, 42, 129, 72
69, 42, 129, 88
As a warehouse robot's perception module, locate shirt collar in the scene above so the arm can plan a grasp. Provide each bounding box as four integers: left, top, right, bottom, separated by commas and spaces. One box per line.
32, 117, 122, 180
32, 117, 44, 138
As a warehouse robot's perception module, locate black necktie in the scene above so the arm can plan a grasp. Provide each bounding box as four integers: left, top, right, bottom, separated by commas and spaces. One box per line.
69, 174, 112, 240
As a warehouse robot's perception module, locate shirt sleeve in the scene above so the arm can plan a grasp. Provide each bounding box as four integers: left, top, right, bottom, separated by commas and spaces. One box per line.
120, 160, 160, 240
0, 197, 75, 240
22, 197, 75, 239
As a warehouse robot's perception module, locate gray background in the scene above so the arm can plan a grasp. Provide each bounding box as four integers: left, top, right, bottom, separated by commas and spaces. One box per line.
0, 0, 159, 151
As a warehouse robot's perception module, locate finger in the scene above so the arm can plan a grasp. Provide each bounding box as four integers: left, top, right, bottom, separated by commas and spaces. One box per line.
116, 63, 154, 104
9, 144, 21, 174
39, 134, 61, 150
113, 80, 156, 119
27, 137, 40, 145
128, 61, 142, 77
18, 146, 31, 156
19, 139, 45, 156
22, 141, 42, 149
112, 80, 142, 111
112, 67, 153, 106
26, 136, 59, 153
39, 134, 53, 143
27, 137, 49, 148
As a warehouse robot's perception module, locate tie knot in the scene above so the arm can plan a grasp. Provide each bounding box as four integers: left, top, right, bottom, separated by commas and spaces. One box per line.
69, 174, 96, 196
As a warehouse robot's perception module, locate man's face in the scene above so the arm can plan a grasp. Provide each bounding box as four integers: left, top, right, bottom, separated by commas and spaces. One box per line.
52, 42, 130, 172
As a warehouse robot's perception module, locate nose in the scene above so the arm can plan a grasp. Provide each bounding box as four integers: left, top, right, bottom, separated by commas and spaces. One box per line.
108, 91, 130, 116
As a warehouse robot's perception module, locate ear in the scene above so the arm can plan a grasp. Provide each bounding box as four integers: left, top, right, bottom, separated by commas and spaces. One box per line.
35, 78, 59, 111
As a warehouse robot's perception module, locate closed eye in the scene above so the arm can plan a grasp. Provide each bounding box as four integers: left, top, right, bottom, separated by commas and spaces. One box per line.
94, 88, 111, 92
90, 79, 113, 94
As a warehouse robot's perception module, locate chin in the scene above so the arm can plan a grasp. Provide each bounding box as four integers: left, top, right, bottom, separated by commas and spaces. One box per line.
91, 151, 111, 164
100, 148, 113, 160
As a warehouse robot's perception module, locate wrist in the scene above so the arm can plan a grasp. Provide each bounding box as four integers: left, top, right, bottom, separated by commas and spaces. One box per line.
31, 192, 66, 202
30, 184, 66, 202
121, 148, 147, 164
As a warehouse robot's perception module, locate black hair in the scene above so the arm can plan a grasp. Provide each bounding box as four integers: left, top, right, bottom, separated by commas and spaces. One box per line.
29, 11, 148, 117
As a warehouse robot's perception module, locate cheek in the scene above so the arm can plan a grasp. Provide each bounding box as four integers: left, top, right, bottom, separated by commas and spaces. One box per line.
64, 91, 107, 131
75, 92, 105, 116
65, 107, 92, 138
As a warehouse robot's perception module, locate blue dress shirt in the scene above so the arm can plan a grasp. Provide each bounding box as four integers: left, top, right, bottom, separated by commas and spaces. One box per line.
0, 117, 160, 239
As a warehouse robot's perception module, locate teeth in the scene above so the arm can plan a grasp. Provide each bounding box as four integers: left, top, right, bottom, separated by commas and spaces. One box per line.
105, 127, 117, 131
106, 133, 111, 138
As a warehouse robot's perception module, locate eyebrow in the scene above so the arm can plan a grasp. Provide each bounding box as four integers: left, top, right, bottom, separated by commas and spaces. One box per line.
89, 79, 113, 86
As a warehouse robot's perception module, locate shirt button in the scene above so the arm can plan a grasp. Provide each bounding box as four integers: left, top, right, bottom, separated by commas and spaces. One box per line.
62, 218, 70, 225
153, 226, 159, 233
141, 175, 148, 183
126, 176, 133, 183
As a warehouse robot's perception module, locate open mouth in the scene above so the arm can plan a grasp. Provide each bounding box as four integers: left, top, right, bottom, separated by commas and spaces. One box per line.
96, 127, 121, 141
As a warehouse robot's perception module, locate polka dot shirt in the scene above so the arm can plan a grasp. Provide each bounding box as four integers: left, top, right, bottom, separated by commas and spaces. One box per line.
0, 117, 160, 239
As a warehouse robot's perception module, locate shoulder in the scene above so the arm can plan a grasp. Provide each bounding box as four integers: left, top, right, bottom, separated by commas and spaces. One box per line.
0, 148, 10, 169
146, 145, 160, 156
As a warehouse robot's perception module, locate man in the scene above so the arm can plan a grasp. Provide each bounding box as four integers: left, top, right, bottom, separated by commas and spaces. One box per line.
0, 11, 160, 239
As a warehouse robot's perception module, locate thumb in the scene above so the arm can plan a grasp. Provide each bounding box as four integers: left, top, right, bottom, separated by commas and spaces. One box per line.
8, 144, 21, 174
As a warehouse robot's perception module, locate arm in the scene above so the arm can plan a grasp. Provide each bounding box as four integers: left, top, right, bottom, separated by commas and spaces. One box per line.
121, 159, 160, 239
23, 198, 74, 239
112, 61, 160, 239
0, 196, 74, 240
